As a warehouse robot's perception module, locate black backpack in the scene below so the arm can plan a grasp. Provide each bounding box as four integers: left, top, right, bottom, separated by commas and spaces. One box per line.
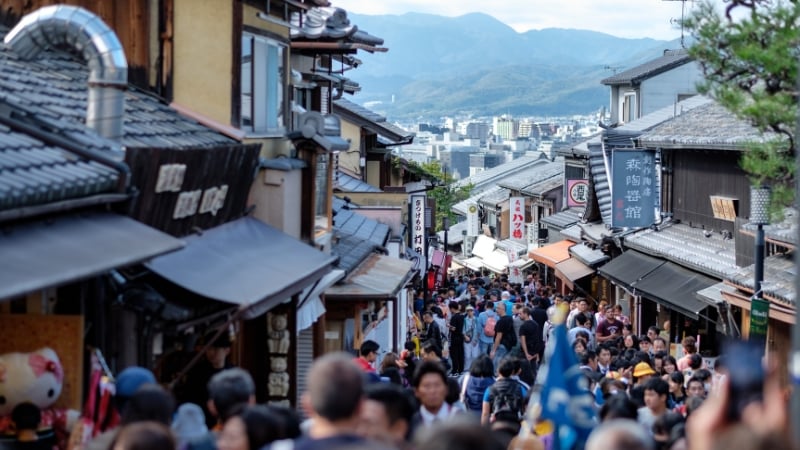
490, 379, 524, 420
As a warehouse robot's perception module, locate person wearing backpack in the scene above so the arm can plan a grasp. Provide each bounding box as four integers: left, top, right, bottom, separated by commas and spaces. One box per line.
480, 358, 527, 424
459, 355, 495, 415
476, 301, 498, 355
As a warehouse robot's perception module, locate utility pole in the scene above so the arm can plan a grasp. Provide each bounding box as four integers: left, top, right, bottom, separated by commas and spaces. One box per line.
792, 58, 800, 446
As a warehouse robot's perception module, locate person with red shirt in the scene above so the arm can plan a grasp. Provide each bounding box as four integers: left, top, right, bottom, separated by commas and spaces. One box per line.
354, 340, 380, 373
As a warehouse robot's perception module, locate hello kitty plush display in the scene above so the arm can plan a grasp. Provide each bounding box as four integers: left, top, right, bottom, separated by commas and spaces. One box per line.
0, 347, 74, 449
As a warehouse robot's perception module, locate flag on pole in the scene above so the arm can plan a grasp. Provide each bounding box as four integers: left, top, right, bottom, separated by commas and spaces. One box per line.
533, 306, 597, 449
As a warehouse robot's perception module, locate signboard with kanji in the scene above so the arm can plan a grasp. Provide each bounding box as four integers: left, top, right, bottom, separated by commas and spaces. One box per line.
411, 195, 426, 257
567, 179, 589, 207
509, 197, 525, 241
611, 149, 657, 228
466, 203, 480, 236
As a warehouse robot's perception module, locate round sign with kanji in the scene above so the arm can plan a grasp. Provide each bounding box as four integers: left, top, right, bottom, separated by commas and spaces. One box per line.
568, 180, 589, 207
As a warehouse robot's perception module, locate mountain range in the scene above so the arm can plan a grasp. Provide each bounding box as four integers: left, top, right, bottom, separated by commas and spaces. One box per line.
342, 12, 680, 120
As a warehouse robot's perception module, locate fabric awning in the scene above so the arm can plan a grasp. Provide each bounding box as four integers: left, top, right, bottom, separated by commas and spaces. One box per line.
146, 217, 337, 320
482, 249, 510, 274
633, 261, 717, 320
508, 258, 537, 270
296, 269, 345, 334
0, 213, 184, 302
472, 235, 497, 259
462, 256, 485, 271
555, 258, 595, 290
325, 254, 415, 301
598, 250, 665, 290
528, 240, 573, 268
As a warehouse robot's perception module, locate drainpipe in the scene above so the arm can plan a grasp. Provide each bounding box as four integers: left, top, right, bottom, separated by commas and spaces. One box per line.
4, 5, 128, 141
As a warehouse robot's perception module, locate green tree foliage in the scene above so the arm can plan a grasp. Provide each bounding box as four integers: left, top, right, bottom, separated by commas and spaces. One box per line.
684, 0, 800, 213
409, 160, 473, 232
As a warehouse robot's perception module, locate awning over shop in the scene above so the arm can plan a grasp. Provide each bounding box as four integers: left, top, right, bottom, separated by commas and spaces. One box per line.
297, 269, 345, 334
555, 258, 595, 290
462, 256, 485, 272
528, 240, 573, 268
633, 261, 716, 320
325, 254, 415, 301
472, 235, 497, 259
482, 250, 510, 274
146, 217, 337, 320
508, 258, 537, 270
598, 250, 664, 290
0, 213, 184, 302
696, 282, 738, 306
569, 243, 609, 267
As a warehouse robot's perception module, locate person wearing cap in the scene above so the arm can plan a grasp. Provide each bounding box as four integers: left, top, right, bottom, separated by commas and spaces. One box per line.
85, 367, 159, 450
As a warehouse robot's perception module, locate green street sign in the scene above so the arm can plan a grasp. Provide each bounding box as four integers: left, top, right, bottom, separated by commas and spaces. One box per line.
749, 297, 770, 338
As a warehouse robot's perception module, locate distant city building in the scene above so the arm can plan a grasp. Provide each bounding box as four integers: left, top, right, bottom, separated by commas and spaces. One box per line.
469, 152, 505, 177
441, 146, 480, 180
465, 121, 490, 144
417, 123, 446, 134
444, 117, 457, 132
492, 115, 519, 141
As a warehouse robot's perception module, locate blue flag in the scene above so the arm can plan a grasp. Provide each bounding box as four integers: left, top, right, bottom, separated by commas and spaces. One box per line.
538, 321, 597, 450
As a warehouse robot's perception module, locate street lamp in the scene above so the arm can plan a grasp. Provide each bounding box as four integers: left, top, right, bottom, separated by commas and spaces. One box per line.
749, 186, 770, 350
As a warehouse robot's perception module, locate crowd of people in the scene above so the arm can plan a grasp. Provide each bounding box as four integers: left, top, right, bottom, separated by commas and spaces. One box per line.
4, 270, 794, 450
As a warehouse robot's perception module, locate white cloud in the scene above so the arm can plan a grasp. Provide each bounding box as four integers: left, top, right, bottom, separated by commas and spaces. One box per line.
331, 0, 699, 41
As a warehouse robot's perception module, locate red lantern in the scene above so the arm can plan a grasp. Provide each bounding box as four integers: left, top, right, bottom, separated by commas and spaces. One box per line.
426, 267, 437, 291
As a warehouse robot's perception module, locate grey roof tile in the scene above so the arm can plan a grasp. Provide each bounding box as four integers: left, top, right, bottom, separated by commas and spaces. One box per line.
741, 208, 798, 246
333, 98, 414, 144
639, 101, 778, 150
623, 222, 738, 280
725, 253, 795, 306
541, 208, 584, 229
454, 155, 548, 193
335, 170, 382, 192
601, 49, 692, 85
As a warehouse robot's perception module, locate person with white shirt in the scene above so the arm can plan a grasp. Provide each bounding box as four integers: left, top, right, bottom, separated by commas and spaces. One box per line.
411, 361, 462, 428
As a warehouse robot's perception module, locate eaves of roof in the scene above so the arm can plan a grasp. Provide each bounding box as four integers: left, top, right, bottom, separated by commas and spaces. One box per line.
601, 49, 691, 86
333, 98, 414, 144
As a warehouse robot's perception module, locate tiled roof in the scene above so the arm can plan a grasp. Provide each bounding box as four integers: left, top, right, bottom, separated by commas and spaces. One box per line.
725, 253, 795, 307
569, 243, 609, 267
541, 208, 584, 229
638, 101, 778, 151
497, 159, 563, 193
478, 186, 510, 207
741, 208, 798, 246
290, 6, 384, 46
623, 222, 738, 280
332, 197, 390, 247
0, 35, 237, 150
335, 170, 382, 192
436, 220, 467, 245
453, 155, 547, 193
333, 98, 414, 145
453, 185, 505, 216
0, 120, 121, 212
331, 196, 391, 274
601, 49, 692, 85
496, 239, 527, 256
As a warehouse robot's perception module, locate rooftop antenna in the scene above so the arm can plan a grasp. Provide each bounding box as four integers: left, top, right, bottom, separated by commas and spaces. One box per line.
663, 0, 694, 49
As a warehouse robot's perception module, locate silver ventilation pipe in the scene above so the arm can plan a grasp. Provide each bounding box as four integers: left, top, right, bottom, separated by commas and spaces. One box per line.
4, 5, 128, 141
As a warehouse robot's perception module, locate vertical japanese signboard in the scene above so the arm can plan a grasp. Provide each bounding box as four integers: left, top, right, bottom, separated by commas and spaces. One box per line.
411, 195, 426, 257
510, 197, 525, 241
466, 202, 480, 236
612, 150, 656, 228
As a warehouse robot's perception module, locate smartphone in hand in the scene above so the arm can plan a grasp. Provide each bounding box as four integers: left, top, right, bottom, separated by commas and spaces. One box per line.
723, 339, 764, 421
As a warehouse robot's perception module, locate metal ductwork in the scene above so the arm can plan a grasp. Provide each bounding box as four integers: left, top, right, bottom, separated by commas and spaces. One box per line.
4, 5, 128, 141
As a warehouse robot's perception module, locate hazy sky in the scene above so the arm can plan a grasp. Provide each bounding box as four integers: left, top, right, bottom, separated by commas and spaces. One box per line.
331, 0, 701, 41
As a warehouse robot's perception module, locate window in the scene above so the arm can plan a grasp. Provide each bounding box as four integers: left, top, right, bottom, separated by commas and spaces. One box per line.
241, 32, 286, 135
622, 92, 637, 123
